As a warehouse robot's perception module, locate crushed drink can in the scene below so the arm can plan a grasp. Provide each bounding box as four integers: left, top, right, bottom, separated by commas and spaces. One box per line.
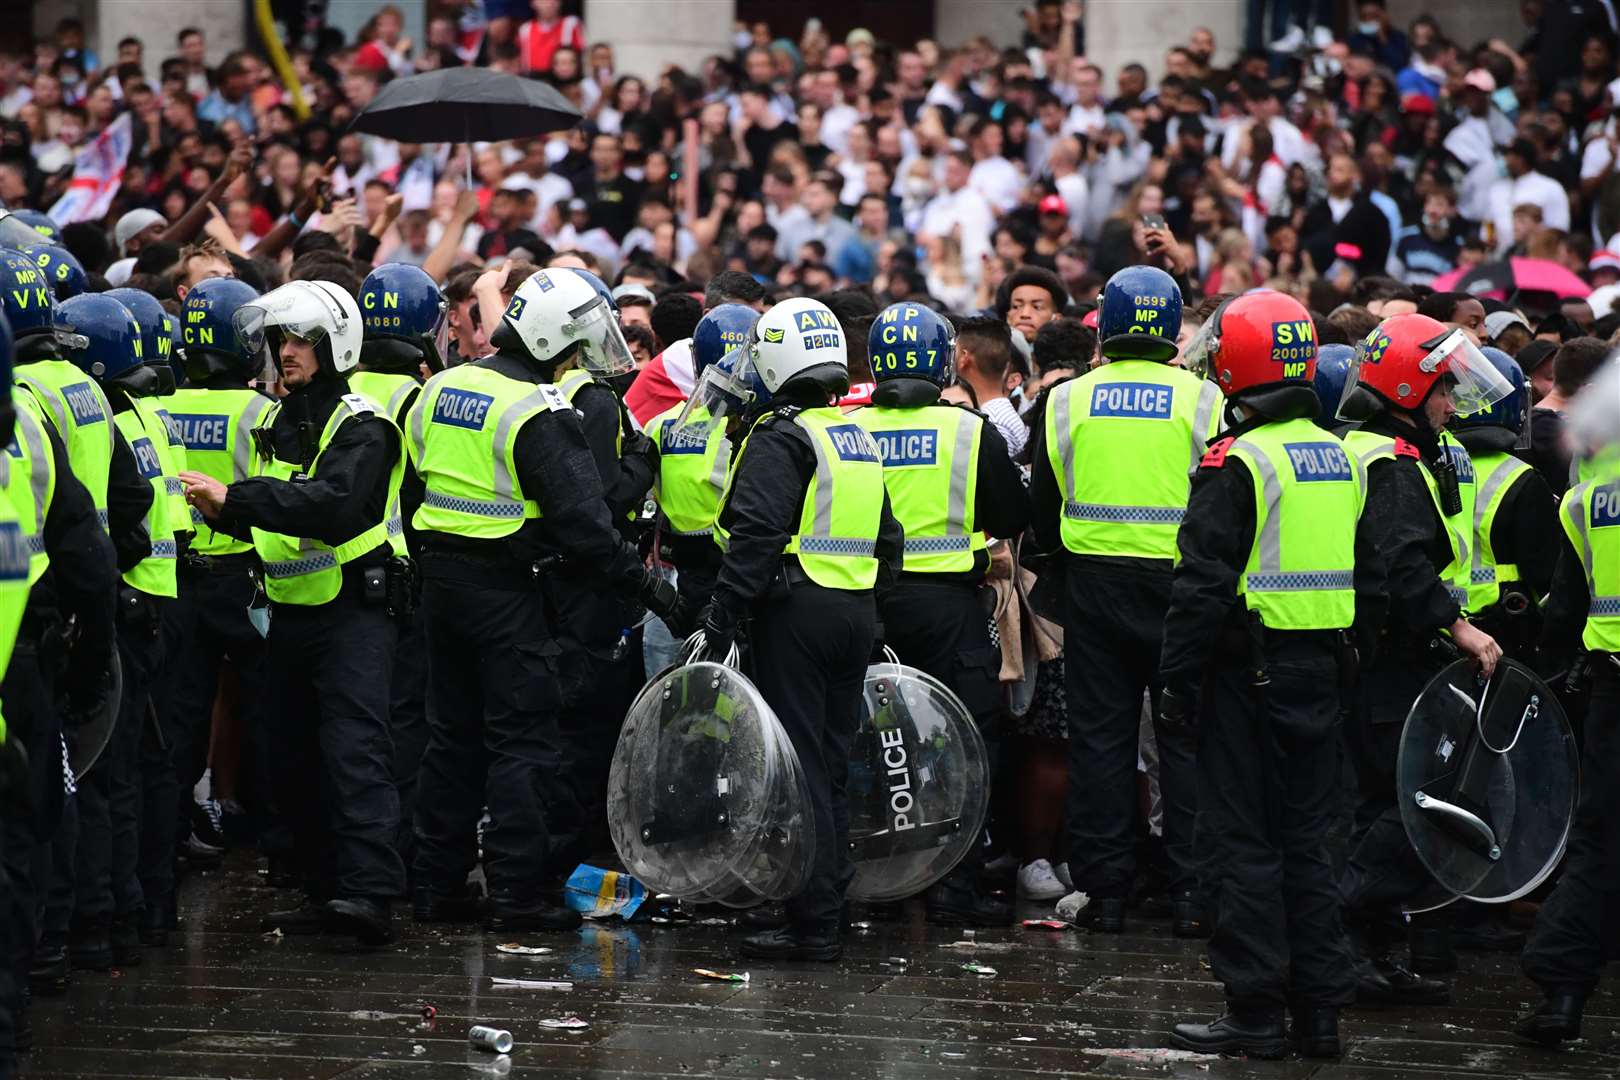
468, 1025, 515, 1053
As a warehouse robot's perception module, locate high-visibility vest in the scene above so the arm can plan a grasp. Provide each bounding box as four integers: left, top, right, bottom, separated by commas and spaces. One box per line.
113, 404, 178, 598
0, 451, 33, 746
1466, 450, 1533, 612
557, 367, 623, 455
645, 401, 731, 538
1044, 360, 1224, 559
16, 358, 113, 532
143, 396, 191, 542
715, 407, 886, 590
5, 399, 55, 585
251, 395, 406, 606
1221, 419, 1364, 630
347, 370, 420, 428
1345, 429, 1475, 612
855, 402, 986, 574
406, 363, 571, 539
164, 387, 275, 555
1558, 468, 1620, 652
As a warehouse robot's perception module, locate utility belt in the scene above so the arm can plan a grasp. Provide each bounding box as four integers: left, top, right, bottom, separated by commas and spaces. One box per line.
417, 547, 555, 591
1566, 651, 1620, 695
117, 586, 168, 637
181, 551, 259, 576
1216, 612, 1357, 691
265, 556, 417, 617
776, 557, 874, 595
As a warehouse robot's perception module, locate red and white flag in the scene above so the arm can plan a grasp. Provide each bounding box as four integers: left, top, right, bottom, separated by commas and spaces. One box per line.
49, 113, 133, 224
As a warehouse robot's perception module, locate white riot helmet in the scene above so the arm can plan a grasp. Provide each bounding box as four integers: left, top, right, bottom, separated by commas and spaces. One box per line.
750, 296, 849, 396
498, 266, 635, 376
234, 280, 363, 374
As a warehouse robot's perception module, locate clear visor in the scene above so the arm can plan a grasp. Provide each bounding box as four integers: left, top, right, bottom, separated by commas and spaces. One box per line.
1181, 318, 1219, 380
566, 296, 635, 377
1422, 330, 1515, 415
233, 288, 339, 358
0, 212, 40, 251
673, 346, 758, 440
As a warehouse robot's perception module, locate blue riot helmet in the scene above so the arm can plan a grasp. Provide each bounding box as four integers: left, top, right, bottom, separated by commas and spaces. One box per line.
358, 262, 447, 372
1312, 344, 1356, 430
0, 250, 59, 341
19, 243, 87, 300
867, 301, 955, 386
11, 209, 61, 246
1097, 265, 1182, 362
0, 310, 14, 448
179, 277, 263, 383
692, 303, 761, 379
1452, 346, 1531, 453
58, 293, 161, 396
105, 288, 179, 386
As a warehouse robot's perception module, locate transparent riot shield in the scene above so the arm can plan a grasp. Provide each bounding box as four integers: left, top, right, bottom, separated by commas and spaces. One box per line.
846, 661, 990, 902
70, 649, 122, 780
607, 659, 814, 902
1397, 659, 1578, 905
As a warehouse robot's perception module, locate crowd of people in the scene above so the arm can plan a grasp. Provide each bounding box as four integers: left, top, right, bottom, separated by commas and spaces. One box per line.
0, 0, 1617, 1073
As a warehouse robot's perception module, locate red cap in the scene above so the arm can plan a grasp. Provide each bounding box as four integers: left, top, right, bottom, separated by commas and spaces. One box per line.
1038, 194, 1067, 216
1590, 250, 1620, 273
1400, 92, 1435, 116
1081, 308, 1100, 329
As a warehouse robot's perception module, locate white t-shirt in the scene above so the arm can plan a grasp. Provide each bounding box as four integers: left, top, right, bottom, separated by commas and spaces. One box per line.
1064, 101, 1107, 137
1489, 171, 1571, 255
969, 155, 1023, 214
919, 186, 995, 270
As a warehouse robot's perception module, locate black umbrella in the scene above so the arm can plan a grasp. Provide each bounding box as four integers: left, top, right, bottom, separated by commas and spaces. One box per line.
349, 67, 581, 184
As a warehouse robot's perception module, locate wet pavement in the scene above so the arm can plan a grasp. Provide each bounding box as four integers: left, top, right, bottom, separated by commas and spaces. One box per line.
22, 852, 1620, 1078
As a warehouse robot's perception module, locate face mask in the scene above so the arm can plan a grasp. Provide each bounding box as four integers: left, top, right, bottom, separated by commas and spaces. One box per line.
1492, 87, 1519, 114
905, 177, 934, 199
1356, 21, 1380, 35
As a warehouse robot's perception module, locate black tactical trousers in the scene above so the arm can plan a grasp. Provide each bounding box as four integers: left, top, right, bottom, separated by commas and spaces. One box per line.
389, 607, 430, 872
1196, 635, 1357, 1012
749, 581, 875, 937
0, 642, 56, 1057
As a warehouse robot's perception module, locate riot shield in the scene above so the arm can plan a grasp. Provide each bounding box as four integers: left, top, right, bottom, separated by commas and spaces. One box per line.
607, 660, 813, 902
69, 649, 122, 780
1397, 659, 1578, 905
846, 662, 990, 902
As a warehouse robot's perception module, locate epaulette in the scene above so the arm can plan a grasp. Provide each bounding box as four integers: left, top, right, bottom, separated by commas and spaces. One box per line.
340, 393, 377, 416
764, 404, 803, 424
1200, 435, 1235, 468
536, 383, 570, 412
1393, 437, 1421, 459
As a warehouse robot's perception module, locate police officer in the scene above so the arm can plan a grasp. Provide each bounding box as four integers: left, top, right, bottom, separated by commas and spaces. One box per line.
0, 307, 119, 1036
691, 296, 904, 961
853, 302, 1028, 925
56, 293, 179, 972
0, 309, 30, 1077
1451, 348, 1557, 661
406, 267, 687, 933
161, 277, 277, 901
181, 280, 407, 946
1160, 291, 1379, 1059
1335, 312, 1510, 1004
1028, 265, 1222, 935
352, 263, 441, 869
1514, 383, 1620, 1047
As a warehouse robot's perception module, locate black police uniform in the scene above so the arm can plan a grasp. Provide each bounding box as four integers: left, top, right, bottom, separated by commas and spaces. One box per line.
864, 380, 1029, 921
712, 391, 905, 947
0, 426, 117, 1027
411, 353, 661, 928
1338, 415, 1461, 999
1160, 419, 1386, 1032
1517, 528, 1620, 1042
207, 373, 406, 934
548, 373, 656, 875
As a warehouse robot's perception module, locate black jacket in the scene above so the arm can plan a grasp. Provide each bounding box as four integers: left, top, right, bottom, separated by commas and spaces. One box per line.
1302, 194, 1392, 279
26, 423, 119, 665
1357, 416, 1461, 646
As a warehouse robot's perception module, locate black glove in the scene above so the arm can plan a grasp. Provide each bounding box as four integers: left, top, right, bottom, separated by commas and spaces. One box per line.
695, 601, 737, 663
1157, 685, 1192, 730
640, 571, 693, 638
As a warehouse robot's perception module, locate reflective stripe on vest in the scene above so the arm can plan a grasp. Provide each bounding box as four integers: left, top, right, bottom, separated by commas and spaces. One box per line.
406, 365, 569, 538
1466, 451, 1531, 611
114, 406, 179, 599
1347, 429, 1473, 611
648, 402, 731, 538
0, 453, 30, 743
1559, 472, 1620, 652
16, 360, 114, 532
164, 387, 274, 555
252, 397, 407, 606
1227, 420, 1363, 630
348, 370, 420, 426
1045, 362, 1222, 559
5, 403, 55, 585
855, 403, 983, 572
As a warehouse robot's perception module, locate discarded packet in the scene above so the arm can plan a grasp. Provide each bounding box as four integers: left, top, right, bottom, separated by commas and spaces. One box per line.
1022, 919, 1071, 930
960, 962, 997, 976
494, 944, 554, 955
489, 976, 573, 990
419, 1004, 437, 1020
693, 968, 750, 983
538, 1016, 590, 1030
468, 1025, 515, 1053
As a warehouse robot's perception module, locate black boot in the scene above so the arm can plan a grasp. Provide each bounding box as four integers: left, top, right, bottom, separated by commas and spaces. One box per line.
68, 918, 112, 972
261, 897, 328, 935
484, 900, 582, 933
740, 926, 842, 962
1515, 993, 1583, 1048
1172, 892, 1209, 939
925, 883, 1012, 927
1408, 926, 1457, 975
1170, 1009, 1287, 1059
110, 912, 143, 967
412, 886, 483, 924
28, 948, 69, 996
138, 905, 169, 947
739, 904, 788, 931
326, 898, 395, 946
1354, 954, 1450, 1007
1289, 1006, 1341, 1059
1078, 897, 1126, 933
